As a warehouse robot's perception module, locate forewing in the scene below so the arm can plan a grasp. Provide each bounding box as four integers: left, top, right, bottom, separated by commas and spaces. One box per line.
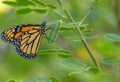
1, 24, 42, 45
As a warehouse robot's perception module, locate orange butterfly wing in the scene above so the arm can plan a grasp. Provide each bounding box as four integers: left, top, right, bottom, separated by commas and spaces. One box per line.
16, 28, 44, 59
1, 24, 42, 45
1, 22, 46, 59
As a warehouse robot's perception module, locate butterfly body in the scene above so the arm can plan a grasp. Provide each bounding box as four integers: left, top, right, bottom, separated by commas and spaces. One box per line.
1, 22, 46, 59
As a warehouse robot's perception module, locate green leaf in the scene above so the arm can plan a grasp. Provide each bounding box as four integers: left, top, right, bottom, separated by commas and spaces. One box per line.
33, 9, 47, 13
68, 72, 89, 80
84, 35, 98, 39
101, 58, 120, 65
104, 33, 120, 42
39, 49, 72, 54
59, 26, 71, 31
3, 1, 34, 7
82, 29, 92, 33
66, 22, 81, 26
33, 0, 46, 6
48, 22, 61, 43
3, 1, 20, 6
16, 8, 32, 15
63, 57, 89, 71
16, 0, 36, 6
49, 76, 61, 82
69, 72, 84, 78
39, 50, 58, 54
25, 0, 36, 6
88, 67, 99, 74
65, 22, 88, 27
58, 50, 72, 54
59, 23, 88, 31
67, 35, 97, 41
53, 9, 66, 18
37, 77, 51, 82
47, 4, 56, 9
46, 20, 62, 24
7, 79, 16, 82
57, 54, 73, 59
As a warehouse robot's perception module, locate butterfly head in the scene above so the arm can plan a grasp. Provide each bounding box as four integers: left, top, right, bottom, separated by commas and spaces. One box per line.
41, 22, 46, 29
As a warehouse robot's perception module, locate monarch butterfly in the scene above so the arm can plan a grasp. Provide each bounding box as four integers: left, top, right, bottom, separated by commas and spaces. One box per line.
1, 22, 47, 59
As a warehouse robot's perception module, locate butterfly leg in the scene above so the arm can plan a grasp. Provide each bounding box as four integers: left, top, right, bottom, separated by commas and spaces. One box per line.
45, 27, 53, 31
44, 33, 54, 42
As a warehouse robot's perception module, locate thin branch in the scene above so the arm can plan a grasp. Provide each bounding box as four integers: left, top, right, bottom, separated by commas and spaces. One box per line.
114, 0, 120, 30
57, 0, 101, 71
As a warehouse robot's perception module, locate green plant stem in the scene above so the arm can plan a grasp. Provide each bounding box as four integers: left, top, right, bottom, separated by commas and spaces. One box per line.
114, 0, 120, 31
57, 0, 101, 71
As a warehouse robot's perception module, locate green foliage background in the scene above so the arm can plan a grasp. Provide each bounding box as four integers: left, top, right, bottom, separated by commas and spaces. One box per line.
0, 0, 120, 82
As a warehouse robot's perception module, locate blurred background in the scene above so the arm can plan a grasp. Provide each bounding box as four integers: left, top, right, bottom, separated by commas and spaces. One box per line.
0, 0, 120, 82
